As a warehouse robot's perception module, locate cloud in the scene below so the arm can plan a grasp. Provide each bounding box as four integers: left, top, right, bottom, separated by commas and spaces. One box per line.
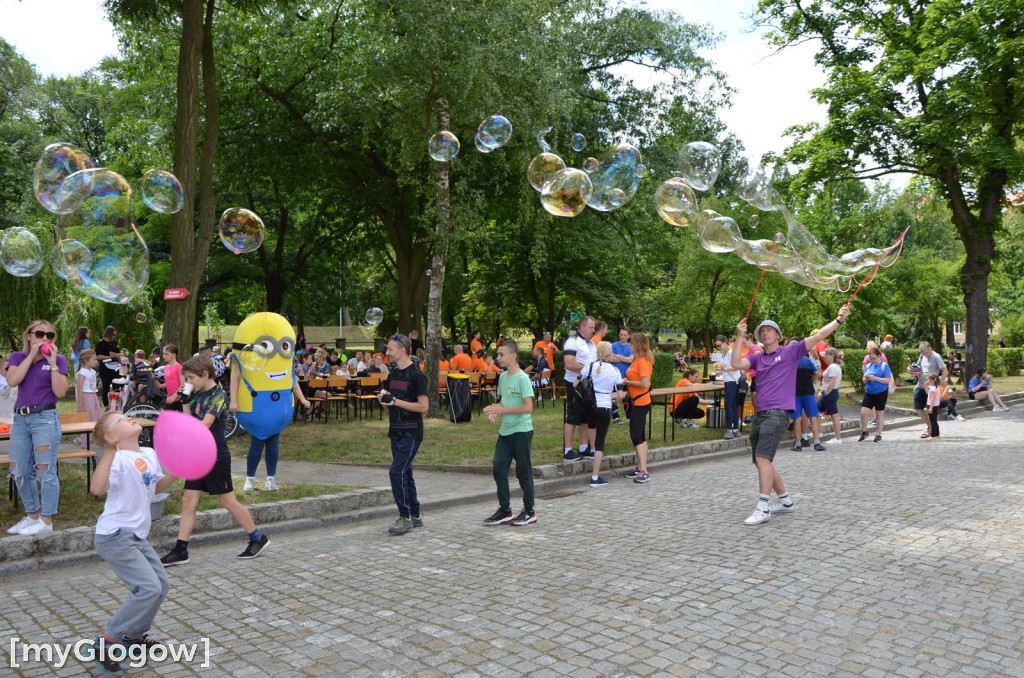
0, 0, 118, 78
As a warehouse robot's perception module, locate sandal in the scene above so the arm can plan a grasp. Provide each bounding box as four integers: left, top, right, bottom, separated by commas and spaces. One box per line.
920, 432, 930, 439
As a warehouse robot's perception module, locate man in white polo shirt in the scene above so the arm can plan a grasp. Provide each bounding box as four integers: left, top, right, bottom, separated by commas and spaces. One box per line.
562, 315, 596, 461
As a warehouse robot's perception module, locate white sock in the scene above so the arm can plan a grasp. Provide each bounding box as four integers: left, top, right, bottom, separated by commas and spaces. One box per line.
246, 476, 254, 482
266, 476, 274, 481
592, 475, 599, 481
757, 494, 770, 511
579, 445, 588, 453
564, 447, 572, 454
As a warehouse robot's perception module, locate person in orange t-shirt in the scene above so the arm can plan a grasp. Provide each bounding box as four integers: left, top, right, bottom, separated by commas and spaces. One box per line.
671, 368, 707, 427
449, 345, 473, 372
533, 333, 560, 384
591, 321, 608, 349
623, 332, 654, 484
469, 331, 483, 355
471, 351, 488, 373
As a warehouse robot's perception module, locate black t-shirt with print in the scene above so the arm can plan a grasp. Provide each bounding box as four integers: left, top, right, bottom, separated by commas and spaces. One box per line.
384, 363, 428, 440
190, 384, 230, 459
95, 339, 121, 373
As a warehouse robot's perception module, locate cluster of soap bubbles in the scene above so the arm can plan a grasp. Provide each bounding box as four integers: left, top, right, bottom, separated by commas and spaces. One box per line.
428, 114, 514, 162
218, 208, 266, 255
654, 144, 902, 291
365, 307, 384, 327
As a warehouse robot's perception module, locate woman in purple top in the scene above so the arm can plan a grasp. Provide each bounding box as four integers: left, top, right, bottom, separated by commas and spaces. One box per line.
5, 319, 70, 536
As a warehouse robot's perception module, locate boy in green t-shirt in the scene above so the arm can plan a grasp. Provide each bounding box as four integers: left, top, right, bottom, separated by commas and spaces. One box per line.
482, 340, 536, 526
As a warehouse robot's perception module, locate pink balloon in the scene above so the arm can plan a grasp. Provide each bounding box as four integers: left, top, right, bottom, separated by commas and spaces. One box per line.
39, 343, 52, 355
153, 410, 216, 480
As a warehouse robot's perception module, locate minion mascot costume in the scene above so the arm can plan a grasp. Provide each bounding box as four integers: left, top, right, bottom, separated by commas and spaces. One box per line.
230, 312, 304, 491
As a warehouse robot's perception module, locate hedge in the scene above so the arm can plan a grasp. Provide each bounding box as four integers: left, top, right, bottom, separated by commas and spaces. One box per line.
838, 347, 909, 394
515, 348, 676, 387
988, 347, 1022, 378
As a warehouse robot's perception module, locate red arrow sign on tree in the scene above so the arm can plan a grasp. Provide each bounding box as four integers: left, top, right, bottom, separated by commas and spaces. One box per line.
163, 288, 191, 300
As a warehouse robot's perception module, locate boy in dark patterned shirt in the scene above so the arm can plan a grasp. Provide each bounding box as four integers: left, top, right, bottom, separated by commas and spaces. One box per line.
160, 355, 270, 566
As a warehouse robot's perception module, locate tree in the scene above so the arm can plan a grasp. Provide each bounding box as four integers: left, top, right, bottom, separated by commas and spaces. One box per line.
757, 0, 1024, 377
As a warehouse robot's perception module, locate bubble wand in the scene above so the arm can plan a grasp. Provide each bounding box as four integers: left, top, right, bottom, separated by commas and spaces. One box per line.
743, 232, 783, 324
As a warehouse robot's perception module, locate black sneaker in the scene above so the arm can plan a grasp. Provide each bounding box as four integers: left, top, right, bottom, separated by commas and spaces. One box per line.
623, 467, 640, 479
412, 514, 424, 528
790, 443, 802, 451
873, 434, 882, 443
160, 549, 189, 567
511, 510, 537, 526
237, 534, 270, 559
130, 634, 164, 651
613, 417, 624, 425
484, 509, 514, 525
578, 448, 595, 458
589, 476, 609, 487
388, 517, 412, 535
91, 636, 123, 676
563, 450, 583, 461
858, 431, 869, 443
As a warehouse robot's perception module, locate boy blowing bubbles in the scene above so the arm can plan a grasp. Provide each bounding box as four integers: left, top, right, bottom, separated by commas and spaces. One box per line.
90, 410, 177, 675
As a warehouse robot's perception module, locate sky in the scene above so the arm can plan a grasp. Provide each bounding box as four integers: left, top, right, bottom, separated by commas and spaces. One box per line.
0, 0, 826, 164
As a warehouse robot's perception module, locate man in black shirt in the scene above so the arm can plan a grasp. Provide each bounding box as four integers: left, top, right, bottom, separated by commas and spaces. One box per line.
409, 330, 424, 356
94, 325, 124, 408
378, 334, 429, 535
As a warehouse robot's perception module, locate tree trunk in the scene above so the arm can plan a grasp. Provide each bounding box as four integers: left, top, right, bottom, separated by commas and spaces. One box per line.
425, 96, 451, 418
163, 0, 220, 356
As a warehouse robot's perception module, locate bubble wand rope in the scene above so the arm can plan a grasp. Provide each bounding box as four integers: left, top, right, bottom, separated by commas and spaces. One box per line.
844, 223, 912, 307
743, 233, 783, 325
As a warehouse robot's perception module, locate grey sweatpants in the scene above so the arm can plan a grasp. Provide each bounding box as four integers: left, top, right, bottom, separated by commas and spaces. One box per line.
94, 529, 170, 641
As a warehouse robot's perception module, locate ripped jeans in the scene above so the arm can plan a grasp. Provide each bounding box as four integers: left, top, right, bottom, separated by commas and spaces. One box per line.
9, 409, 62, 517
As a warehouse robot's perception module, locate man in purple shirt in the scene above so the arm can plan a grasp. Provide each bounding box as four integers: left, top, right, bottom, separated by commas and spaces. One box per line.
731, 305, 851, 525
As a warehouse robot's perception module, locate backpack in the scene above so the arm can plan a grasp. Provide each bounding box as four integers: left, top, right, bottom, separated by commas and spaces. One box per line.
574, 363, 597, 420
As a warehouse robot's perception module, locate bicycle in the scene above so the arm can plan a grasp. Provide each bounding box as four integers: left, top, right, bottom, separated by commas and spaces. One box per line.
121, 364, 241, 444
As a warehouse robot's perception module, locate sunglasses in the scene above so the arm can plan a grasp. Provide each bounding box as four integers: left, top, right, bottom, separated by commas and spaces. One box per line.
32, 330, 57, 340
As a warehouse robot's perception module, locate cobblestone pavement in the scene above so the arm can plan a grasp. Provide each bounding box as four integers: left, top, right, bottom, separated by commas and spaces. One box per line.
2, 408, 1023, 677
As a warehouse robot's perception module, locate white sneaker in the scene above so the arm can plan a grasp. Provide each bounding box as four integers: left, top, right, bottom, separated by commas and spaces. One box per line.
955, 415, 965, 421
7, 516, 40, 535
999, 406, 1011, 412
20, 520, 53, 536
265, 477, 279, 491
744, 508, 771, 525
826, 437, 843, 445
768, 501, 795, 513
243, 478, 255, 492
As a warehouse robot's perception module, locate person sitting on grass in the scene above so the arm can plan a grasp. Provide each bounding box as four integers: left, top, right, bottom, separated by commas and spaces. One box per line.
89, 410, 177, 677
160, 355, 270, 567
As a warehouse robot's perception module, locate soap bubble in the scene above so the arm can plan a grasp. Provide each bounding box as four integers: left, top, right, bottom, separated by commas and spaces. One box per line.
428, 131, 460, 162
54, 169, 150, 303
583, 143, 642, 211
536, 127, 553, 153
426, 269, 432, 277
33, 143, 95, 214
696, 214, 743, 253
736, 160, 772, 204
1, 228, 44, 277
140, 169, 184, 214
654, 178, 698, 227
583, 157, 599, 173
679, 142, 722, 192
238, 343, 271, 371
147, 125, 164, 140
570, 133, 587, 152
476, 115, 512, 149
365, 307, 384, 327
136, 313, 148, 324
527, 152, 566, 192
218, 208, 265, 254
749, 215, 760, 229
474, 135, 494, 154
50, 240, 93, 282
540, 168, 593, 218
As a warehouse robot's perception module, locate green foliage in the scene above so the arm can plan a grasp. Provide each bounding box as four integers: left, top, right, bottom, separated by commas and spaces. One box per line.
838, 348, 909, 394
988, 348, 1021, 378
652, 353, 676, 389
832, 336, 860, 349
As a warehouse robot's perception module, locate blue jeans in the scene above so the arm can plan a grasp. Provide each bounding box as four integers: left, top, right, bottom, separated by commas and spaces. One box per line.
389, 436, 421, 518
10, 409, 62, 517
724, 381, 739, 430
94, 529, 169, 640
246, 433, 280, 477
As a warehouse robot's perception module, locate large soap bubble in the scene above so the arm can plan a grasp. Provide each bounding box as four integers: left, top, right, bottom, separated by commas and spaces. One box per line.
50, 240, 93, 282
218, 208, 265, 254
583, 143, 642, 212
1, 228, 45, 277
474, 135, 494, 154
695, 214, 743, 253
140, 169, 184, 214
654, 177, 698, 227
583, 157, 599, 173
365, 307, 384, 327
540, 168, 593, 217
679, 142, 722, 192
33, 143, 95, 215
476, 115, 512, 150
527, 153, 566, 192
570, 133, 587, 152
428, 131, 460, 162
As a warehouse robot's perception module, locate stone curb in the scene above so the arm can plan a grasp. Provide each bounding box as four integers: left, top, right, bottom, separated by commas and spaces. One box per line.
1, 393, 1018, 577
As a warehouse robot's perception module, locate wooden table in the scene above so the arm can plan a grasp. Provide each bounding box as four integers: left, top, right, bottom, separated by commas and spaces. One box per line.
649, 382, 726, 441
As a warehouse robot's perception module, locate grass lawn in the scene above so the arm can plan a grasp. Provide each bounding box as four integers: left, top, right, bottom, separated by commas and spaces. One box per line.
227, 398, 726, 468
0, 473, 346, 534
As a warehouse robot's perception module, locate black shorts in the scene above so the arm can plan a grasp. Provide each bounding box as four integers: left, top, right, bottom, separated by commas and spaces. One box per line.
565, 381, 588, 426
913, 387, 928, 410
628, 404, 650, 446
592, 408, 612, 451
861, 391, 889, 412
819, 390, 840, 416
184, 454, 234, 495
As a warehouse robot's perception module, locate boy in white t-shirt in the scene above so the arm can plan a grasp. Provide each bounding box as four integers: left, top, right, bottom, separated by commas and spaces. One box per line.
88, 410, 177, 676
